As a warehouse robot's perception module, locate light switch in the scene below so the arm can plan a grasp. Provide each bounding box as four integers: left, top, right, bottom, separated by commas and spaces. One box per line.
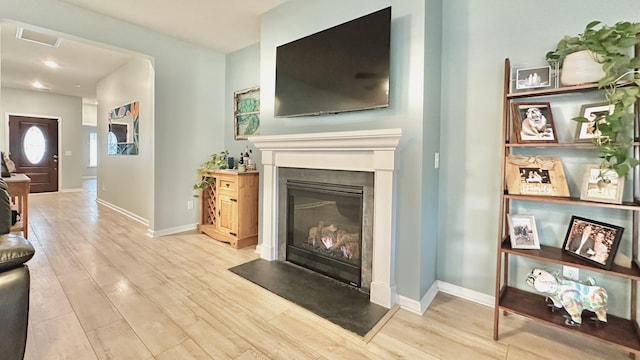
64, 150, 72, 156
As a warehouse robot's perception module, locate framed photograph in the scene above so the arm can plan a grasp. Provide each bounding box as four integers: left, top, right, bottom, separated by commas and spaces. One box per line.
574, 102, 614, 142
580, 165, 624, 204
515, 65, 552, 90
507, 214, 540, 249
234, 86, 260, 140
562, 215, 624, 270
511, 102, 558, 144
505, 155, 570, 197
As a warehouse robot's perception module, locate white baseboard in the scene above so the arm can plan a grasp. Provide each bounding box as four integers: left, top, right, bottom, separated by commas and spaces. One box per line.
96, 198, 149, 226
148, 223, 198, 237
397, 281, 494, 315
397, 281, 439, 315
436, 280, 494, 308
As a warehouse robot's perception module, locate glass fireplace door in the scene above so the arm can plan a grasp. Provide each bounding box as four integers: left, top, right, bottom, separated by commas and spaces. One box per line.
286, 180, 363, 287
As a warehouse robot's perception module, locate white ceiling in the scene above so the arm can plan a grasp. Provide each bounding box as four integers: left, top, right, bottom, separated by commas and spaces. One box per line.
1, 22, 137, 102
1, 0, 289, 102
57, 0, 290, 53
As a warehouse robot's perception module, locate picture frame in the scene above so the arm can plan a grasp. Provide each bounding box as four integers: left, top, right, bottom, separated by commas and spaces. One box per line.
580, 164, 624, 204
574, 102, 615, 142
515, 65, 552, 90
507, 214, 540, 249
505, 155, 570, 197
234, 86, 260, 140
575, 102, 614, 142
511, 102, 558, 144
562, 215, 624, 270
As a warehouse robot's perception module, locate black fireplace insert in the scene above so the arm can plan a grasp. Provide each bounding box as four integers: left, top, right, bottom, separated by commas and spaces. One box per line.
286, 179, 363, 287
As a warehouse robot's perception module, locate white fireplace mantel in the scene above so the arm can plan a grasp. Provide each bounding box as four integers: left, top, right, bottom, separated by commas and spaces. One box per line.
249, 128, 401, 308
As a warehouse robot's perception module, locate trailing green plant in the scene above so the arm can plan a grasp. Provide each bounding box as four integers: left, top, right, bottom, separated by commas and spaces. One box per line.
546, 20, 640, 178
192, 150, 229, 197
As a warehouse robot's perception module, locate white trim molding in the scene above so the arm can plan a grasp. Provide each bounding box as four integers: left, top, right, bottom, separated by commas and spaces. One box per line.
437, 281, 495, 308
96, 198, 149, 226
147, 223, 198, 238
400, 281, 494, 315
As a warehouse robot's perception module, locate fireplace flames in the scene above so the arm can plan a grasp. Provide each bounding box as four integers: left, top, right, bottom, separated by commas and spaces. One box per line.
308, 222, 360, 260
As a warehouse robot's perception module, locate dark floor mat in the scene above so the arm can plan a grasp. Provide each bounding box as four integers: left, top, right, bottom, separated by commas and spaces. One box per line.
229, 259, 389, 337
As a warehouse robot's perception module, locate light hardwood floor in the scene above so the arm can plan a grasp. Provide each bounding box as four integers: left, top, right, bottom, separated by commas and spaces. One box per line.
20, 179, 634, 359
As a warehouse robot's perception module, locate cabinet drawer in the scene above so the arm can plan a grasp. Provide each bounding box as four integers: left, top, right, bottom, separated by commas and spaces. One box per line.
217, 177, 237, 195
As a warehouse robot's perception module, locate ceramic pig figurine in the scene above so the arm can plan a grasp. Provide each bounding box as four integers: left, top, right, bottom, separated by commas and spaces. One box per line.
525, 268, 608, 326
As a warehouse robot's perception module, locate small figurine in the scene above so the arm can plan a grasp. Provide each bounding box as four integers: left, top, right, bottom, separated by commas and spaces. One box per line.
525, 268, 608, 326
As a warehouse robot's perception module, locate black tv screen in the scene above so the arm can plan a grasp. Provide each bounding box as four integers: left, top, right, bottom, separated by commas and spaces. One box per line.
275, 7, 391, 117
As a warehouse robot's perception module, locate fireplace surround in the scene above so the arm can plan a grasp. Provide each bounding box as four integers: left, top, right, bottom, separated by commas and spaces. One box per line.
249, 128, 401, 308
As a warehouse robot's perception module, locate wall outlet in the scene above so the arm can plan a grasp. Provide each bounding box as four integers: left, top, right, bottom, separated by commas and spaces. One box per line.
187, 200, 194, 210
562, 265, 579, 281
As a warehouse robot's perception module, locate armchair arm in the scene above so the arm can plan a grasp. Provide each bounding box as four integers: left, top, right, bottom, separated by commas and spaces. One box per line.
0, 234, 34, 272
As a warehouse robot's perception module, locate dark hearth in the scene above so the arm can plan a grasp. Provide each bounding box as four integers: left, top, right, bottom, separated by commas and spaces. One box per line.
229, 259, 389, 337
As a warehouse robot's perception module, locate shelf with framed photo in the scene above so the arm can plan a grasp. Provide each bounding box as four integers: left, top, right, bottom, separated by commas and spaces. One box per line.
494, 58, 640, 355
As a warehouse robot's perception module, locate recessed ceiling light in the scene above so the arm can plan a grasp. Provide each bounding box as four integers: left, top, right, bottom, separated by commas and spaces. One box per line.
43, 60, 59, 69
32, 81, 50, 90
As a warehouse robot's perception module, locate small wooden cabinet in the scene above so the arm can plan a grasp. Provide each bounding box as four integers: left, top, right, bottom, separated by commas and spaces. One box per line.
197, 170, 259, 249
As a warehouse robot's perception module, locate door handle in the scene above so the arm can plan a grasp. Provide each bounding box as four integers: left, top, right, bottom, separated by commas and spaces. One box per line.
53, 155, 58, 159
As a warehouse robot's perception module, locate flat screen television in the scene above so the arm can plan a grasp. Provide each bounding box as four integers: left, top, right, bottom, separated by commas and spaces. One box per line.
275, 7, 391, 117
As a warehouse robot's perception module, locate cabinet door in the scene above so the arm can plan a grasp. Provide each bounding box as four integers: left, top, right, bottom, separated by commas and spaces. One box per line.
218, 194, 238, 235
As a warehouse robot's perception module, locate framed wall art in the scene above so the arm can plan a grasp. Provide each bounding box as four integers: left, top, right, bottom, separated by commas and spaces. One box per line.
107, 101, 139, 155
511, 102, 557, 144
574, 102, 614, 142
580, 165, 624, 204
505, 155, 569, 197
562, 215, 624, 270
234, 86, 260, 140
507, 214, 540, 249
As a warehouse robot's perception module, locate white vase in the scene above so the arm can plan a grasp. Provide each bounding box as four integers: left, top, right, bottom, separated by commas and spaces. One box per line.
560, 50, 605, 86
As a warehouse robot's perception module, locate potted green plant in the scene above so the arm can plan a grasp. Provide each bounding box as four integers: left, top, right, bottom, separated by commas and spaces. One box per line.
193, 150, 229, 197
546, 21, 640, 178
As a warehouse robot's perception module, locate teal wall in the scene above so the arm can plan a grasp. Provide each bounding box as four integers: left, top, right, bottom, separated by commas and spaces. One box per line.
225, 44, 261, 167
438, 0, 640, 313
421, 0, 443, 298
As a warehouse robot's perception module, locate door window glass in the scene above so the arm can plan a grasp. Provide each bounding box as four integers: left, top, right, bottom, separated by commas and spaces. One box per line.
24, 126, 46, 164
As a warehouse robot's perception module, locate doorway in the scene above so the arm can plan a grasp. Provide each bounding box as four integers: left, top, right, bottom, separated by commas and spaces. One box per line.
8, 115, 59, 193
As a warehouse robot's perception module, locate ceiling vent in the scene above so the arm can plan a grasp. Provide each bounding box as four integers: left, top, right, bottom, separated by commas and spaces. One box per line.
16, 28, 62, 48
